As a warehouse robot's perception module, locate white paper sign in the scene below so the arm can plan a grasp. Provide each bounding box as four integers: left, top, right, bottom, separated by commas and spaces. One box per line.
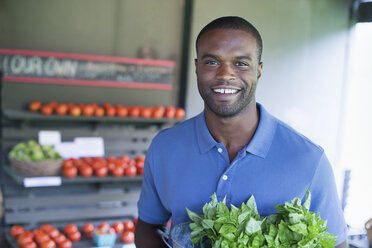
24, 177, 62, 187
74, 137, 105, 157
38, 130, 61, 146
54, 142, 80, 159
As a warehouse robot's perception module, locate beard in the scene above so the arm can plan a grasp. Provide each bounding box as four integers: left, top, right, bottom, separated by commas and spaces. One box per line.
198, 81, 257, 118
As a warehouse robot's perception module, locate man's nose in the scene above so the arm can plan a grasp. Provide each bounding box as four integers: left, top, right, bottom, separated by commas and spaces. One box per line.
216, 64, 236, 82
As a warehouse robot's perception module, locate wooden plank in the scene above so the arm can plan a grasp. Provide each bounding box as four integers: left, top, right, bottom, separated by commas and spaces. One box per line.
4, 191, 140, 209
5, 204, 138, 224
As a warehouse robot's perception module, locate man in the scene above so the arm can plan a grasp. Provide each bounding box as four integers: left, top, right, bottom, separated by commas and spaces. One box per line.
135, 16, 347, 248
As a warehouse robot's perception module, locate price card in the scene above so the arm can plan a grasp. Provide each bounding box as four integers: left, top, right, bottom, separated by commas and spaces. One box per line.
24, 177, 62, 187
54, 142, 79, 159
74, 137, 105, 157
38, 130, 61, 146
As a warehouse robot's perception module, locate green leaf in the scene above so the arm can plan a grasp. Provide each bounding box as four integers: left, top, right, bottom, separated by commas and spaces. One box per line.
246, 195, 258, 215
238, 211, 250, 225
288, 213, 304, 225
187, 208, 201, 224
289, 222, 308, 236
202, 219, 215, 229
245, 218, 262, 235
303, 189, 311, 211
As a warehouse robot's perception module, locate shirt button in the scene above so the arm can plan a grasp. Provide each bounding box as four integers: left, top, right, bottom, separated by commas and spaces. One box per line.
217, 148, 223, 153
222, 175, 228, 180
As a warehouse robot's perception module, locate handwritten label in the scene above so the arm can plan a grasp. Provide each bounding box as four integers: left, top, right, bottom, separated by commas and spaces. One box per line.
38, 130, 61, 146
54, 142, 79, 159
74, 137, 104, 157
24, 177, 62, 187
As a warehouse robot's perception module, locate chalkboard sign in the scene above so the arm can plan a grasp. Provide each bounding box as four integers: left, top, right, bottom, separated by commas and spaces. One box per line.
0, 49, 175, 90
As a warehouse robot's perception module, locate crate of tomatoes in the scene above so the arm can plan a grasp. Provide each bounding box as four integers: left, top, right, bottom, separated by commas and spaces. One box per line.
61, 155, 145, 179
7, 217, 137, 248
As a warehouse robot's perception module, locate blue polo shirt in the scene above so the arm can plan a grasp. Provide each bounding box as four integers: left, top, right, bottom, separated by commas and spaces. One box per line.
137, 103, 347, 245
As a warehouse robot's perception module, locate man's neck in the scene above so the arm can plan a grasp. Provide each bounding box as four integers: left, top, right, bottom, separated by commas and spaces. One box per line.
205, 102, 260, 162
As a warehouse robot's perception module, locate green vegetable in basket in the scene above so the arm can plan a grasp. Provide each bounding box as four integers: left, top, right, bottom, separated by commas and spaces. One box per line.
187, 189, 337, 248
9, 140, 62, 161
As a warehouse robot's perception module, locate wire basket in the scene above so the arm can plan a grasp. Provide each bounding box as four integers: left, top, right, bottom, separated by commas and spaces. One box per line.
9, 157, 63, 177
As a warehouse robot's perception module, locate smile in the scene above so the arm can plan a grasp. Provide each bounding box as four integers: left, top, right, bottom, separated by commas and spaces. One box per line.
213, 88, 239, 94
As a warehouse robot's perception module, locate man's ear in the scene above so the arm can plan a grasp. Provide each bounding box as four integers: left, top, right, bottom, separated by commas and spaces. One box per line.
194, 59, 198, 73
257, 62, 263, 79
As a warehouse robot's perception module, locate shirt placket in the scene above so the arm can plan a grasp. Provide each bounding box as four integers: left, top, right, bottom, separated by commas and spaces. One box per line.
215, 144, 246, 204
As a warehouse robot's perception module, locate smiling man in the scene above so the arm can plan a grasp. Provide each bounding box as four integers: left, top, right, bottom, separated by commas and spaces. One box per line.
135, 16, 348, 248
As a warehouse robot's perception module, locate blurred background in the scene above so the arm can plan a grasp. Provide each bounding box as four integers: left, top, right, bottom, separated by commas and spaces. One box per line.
0, 0, 371, 247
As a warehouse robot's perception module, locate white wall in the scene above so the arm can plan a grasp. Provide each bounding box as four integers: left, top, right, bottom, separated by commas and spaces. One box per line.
185, 0, 351, 192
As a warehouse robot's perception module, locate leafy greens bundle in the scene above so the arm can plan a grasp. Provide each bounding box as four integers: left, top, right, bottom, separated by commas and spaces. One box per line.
187, 189, 337, 248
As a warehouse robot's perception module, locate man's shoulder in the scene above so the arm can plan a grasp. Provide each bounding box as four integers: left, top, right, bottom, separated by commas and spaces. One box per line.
271, 115, 324, 154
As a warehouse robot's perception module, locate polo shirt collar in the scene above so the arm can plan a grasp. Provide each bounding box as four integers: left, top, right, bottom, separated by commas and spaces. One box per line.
245, 103, 277, 158
195, 103, 277, 158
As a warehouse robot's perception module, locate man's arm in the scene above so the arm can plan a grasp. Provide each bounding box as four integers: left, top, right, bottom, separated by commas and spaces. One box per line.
335, 241, 347, 248
134, 218, 167, 248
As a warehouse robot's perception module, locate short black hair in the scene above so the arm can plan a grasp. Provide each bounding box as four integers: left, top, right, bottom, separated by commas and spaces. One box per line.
196, 16, 263, 63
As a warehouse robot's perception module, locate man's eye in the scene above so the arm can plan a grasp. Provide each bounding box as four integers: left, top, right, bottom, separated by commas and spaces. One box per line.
205, 60, 218, 65
235, 61, 249, 67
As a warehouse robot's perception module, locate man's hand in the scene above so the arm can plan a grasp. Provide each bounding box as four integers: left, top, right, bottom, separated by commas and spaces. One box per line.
134, 218, 167, 248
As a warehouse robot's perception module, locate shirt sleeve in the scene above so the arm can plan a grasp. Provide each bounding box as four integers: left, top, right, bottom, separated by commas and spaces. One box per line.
308, 152, 348, 245
137, 139, 171, 225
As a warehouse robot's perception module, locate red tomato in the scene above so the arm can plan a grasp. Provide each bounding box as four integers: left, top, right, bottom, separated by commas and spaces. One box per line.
35, 232, 50, 245
116, 106, 129, 117
106, 156, 116, 163
55, 104, 68, 115
95, 166, 108, 177
47, 227, 59, 239
95, 107, 105, 117
53, 233, 66, 244
118, 155, 130, 164
123, 220, 135, 231
140, 107, 153, 118
83, 104, 94, 116
40, 239, 56, 248
41, 105, 53, 115
68, 231, 81, 242
82, 223, 95, 234
81, 157, 93, 165
69, 106, 81, 116
62, 159, 74, 168
107, 161, 116, 171
120, 230, 135, 243
136, 155, 145, 163
10, 225, 24, 238
33, 228, 45, 236
112, 222, 124, 233
64, 224, 78, 235
99, 222, 110, 232
17, 231, 34, 246
106, 106, 116, 117
175, 108, 185, 119
41, 224, 54, 232
58, 239, 72, 248
21, 241, 37, 248
152, 105, 165, 119
124, 165, 137, 177
111, 165, 124, 177
165, 106, 176, 118
29, 101, 42, 112
79, 165, 93, 177
62, 166, 77, 178
129, 106, 141, 118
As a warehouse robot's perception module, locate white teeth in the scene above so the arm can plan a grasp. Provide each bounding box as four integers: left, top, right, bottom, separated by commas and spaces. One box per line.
213, 88, 238, 94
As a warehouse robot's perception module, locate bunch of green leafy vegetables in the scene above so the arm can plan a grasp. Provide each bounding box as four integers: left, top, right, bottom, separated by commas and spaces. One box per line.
186, 189, 337, 248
